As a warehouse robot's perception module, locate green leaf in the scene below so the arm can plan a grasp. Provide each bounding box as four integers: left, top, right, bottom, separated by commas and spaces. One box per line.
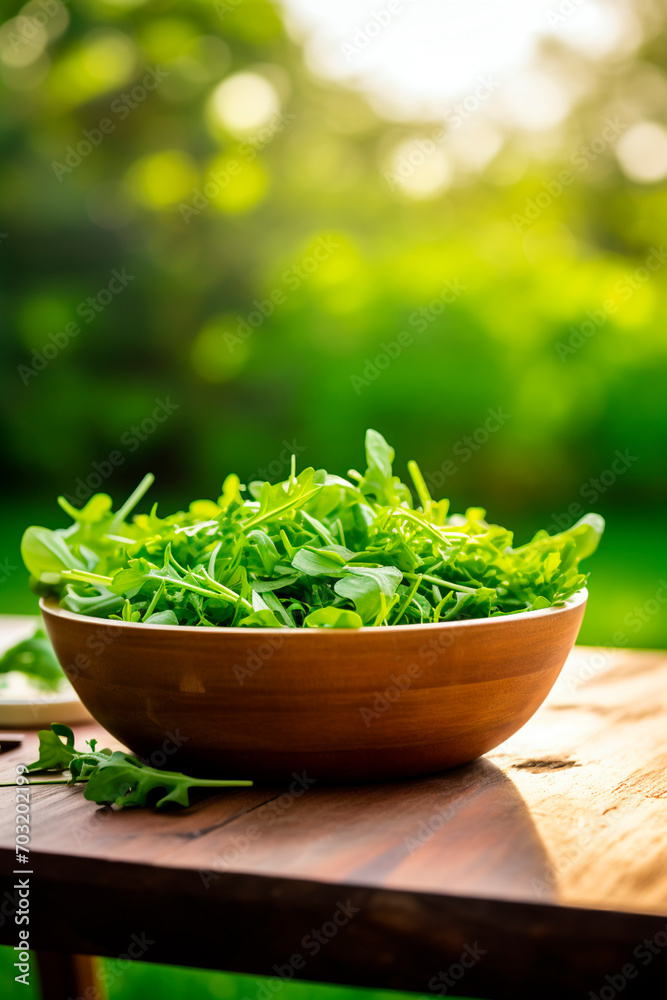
83, 752, 251, 809
27, 724, 79, 772
531, 596, 552, 610
563, 513, 606, 560
260, 588, 295, 627
16, 723, 252, 810
57, 493, 113, 524
361, 429, 412, 507
238, 591, 284, 627
143, 610, 179, 625
0, 628, 64, 690
334, 565, 402, 624
246, 530, 280, 574
109, 473, 155, 530
365, 428, 394, 480
291, 547, 348, 577
109, 563, 151, 595
19, 430, 604, 631
304, 607, 363, 628
244, 469, 322, 529
218, 472, 242, 510
21, 526, 85, 582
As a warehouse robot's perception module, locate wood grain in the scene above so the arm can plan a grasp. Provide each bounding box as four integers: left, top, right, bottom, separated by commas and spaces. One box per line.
1, 632, 667, 998
40, 592, 586, 781
35, 953, 105, 1000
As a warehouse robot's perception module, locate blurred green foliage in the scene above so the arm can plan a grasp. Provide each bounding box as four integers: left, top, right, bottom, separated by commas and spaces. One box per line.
0, 948, 478, 1000
0, 0, 666, 654
0, 10, 666, 1000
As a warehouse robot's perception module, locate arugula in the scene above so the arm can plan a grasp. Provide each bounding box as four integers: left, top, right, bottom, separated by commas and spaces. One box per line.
0, 724, 251, 809
21, 430, 604, 628
0, 627, 65, 691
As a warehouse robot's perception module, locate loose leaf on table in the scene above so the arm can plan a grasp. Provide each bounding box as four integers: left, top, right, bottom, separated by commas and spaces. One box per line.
27, 723, 83, 771
0, 724, 252, 811
83, 752, 252, 809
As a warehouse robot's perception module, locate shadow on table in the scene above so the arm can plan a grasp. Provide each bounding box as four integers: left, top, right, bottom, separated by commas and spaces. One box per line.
338, 757, 553, 904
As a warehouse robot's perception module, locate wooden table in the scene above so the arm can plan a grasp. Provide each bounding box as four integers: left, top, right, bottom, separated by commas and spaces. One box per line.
1, 629, 667, 999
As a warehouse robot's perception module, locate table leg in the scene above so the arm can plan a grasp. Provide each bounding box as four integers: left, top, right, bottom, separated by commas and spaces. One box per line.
35, 951, 106, 1000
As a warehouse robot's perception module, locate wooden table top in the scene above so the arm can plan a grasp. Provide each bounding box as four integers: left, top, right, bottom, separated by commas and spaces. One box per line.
1, 620, 666, 999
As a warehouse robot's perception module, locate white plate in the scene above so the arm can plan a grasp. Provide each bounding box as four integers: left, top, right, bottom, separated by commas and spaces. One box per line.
0, 615, 92, 729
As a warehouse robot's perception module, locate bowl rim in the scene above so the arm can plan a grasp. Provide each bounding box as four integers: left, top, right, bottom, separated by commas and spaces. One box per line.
40, 587, 588, 636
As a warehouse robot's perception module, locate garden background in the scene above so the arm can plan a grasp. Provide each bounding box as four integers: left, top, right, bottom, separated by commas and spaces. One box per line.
1, 0, 666, 997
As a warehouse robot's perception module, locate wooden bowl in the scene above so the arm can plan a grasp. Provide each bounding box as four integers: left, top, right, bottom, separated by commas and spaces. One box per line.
40, 590, 587, 783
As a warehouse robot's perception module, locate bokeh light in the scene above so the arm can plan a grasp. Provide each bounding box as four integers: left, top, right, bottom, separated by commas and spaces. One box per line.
616, 121, 667, 183
0, 0, 665, 666
210, 71, 281, 135
125, 150, 198, 208
386, 139, 452, 199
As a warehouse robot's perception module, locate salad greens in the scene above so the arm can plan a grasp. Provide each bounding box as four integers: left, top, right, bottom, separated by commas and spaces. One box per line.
0, 627, 65, 690
21, 430, 604, 629
0, 723, 251, 809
